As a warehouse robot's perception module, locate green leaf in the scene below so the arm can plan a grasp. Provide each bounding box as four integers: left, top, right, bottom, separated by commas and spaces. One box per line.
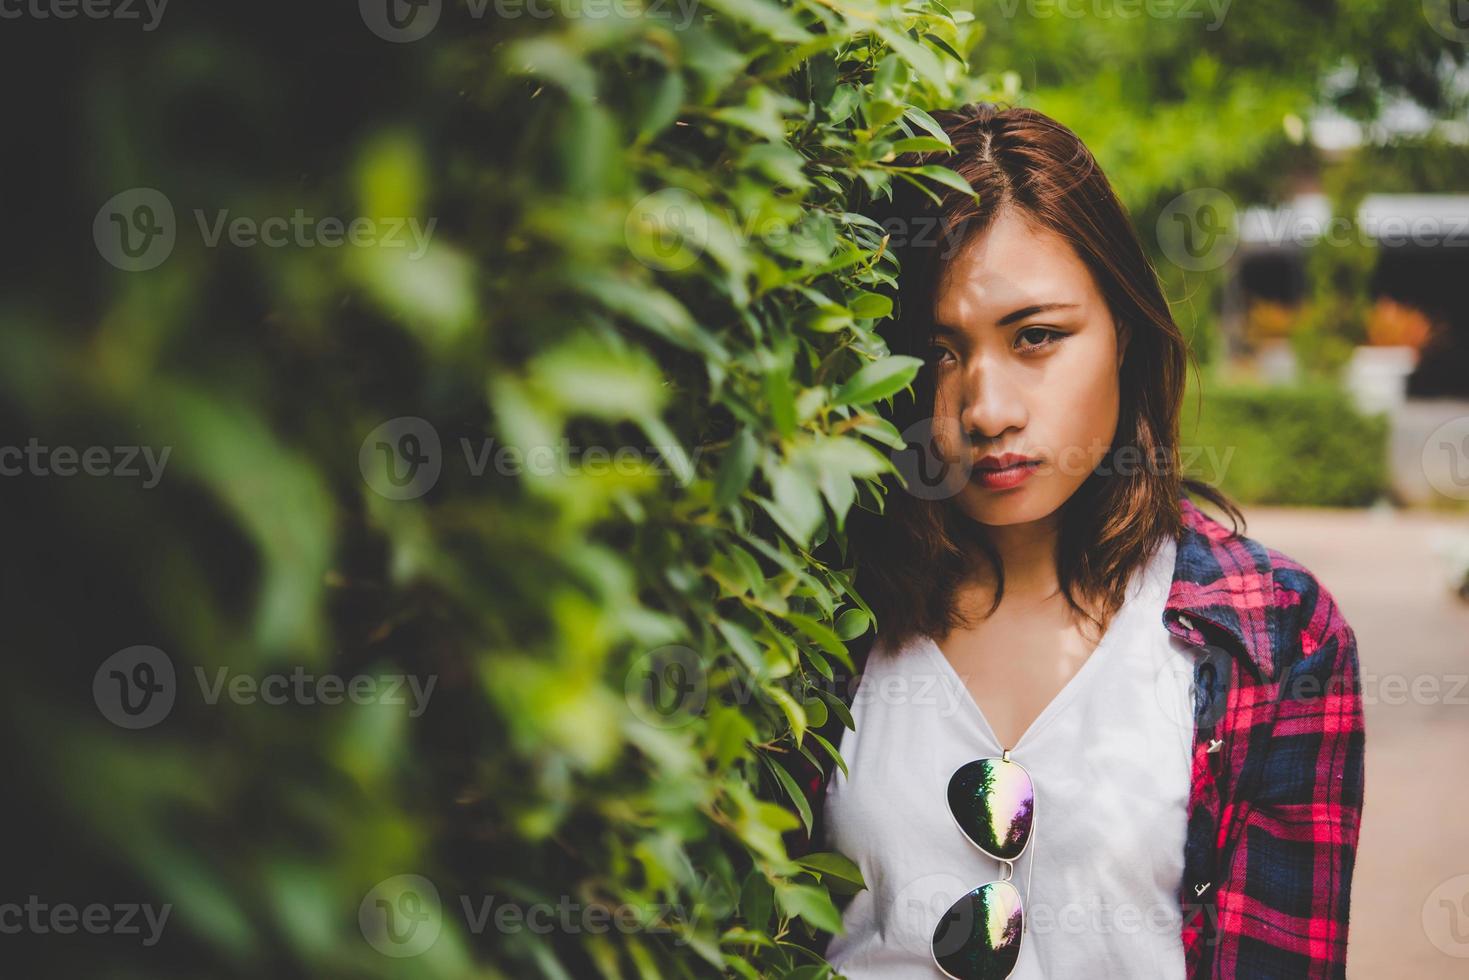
889, 136, 954, 156
576, 274, 728, 363
805, 436, 891, 478
786, 613, 849, 666
709, 705, 757, 770
802, 697, 828, 729
922, 32, 967, 65
819, 467, 856, 534
836, 608, 871, 640
531, 334, 667, 421
808, 730, 848, 778
887, 163, 978, 201
817, 688, 856, 731
743, 142, 811, 190
768, 685, 808, 744
828, 83, 860, 124
763, 755, 813, 834
502, 36, 598, 103
700, 0, 811, 43
716, 619, 768, 677
712, 85, 801, 142
716, 428, 759, 508
847, 291, 893, 319
800, 303, 855, 334
740, 870, 775, 932
851, 417, 907, 449
728, 543, 765, 594
795, 852, 866, 889
638, 413, 695, 487
872, 23, 951, 97
635, 69, 685, 145
764, 463, 824, 547
774, 882, 844, 935
765, 369, 797, 441
832, 355, 924, 406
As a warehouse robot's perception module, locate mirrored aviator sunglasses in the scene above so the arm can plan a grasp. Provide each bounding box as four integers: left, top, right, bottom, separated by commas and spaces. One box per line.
931, 749, 1037, 980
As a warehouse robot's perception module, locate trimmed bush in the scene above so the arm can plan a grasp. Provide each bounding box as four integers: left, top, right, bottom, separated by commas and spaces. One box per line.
1181, 381, 1389, 506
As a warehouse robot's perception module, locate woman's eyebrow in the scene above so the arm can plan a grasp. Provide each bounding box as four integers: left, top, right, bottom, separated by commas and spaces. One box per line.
933, 302, 1082, 335
995, 302, 1081, 326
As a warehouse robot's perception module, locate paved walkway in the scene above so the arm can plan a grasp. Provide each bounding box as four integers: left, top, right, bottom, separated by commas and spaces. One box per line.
1238, 505, 1469, 977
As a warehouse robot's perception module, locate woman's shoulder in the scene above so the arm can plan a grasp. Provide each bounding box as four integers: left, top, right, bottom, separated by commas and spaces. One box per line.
1257, 538, 1360, 692
1178, 495, 1359, 683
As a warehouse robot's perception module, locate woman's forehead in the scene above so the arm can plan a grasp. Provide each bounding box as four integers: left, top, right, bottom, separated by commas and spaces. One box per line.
933, 217, 1101, 326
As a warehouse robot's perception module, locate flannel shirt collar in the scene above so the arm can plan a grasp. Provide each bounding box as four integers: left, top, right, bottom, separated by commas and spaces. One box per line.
1163, 494, 1277, 685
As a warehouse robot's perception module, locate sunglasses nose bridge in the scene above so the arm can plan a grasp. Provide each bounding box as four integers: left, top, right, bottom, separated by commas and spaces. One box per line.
997, 859, 1015, 883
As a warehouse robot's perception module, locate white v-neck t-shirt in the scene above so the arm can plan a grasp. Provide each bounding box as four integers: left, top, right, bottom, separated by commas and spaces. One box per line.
822, 535, 1195, 979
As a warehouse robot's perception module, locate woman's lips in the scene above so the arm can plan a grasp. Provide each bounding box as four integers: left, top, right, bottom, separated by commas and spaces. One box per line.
972, 459, 1041, 490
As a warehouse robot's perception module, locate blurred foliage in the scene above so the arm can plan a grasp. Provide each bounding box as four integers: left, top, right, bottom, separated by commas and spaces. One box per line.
1181, 381, 1389, 506
1293, 140, 1382, 377
0, 1, 999, 977
978, 0, 1467, 203
1233, 129, 1468, 377
1348, 134, 1469, 194
972, 0, 1469, 369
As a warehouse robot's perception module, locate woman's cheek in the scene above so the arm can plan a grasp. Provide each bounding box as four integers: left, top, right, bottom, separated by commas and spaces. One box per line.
1064, 338, 1121, 438
1034, 346, 1120, 485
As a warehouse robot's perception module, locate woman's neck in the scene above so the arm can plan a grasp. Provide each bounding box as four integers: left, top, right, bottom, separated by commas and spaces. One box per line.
957, 510, 1065, 609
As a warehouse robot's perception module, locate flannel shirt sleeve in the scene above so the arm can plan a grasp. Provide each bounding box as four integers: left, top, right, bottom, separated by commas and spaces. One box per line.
1216, 584, 1366, 979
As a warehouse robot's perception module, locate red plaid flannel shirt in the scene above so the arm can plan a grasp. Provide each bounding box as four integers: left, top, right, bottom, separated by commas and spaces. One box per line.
789, 493, 1366, 978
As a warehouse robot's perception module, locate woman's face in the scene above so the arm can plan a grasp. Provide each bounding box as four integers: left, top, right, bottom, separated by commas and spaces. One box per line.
926, 206, 1128, 528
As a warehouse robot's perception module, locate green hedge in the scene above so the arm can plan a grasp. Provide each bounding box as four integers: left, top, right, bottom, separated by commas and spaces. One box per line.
1, 3, 995, 977
1181, 381, 1389, 506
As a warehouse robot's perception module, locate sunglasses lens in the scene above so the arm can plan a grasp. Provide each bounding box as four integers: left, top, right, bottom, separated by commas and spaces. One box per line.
947, 757, 1034, 861
932, 879, 1024, 980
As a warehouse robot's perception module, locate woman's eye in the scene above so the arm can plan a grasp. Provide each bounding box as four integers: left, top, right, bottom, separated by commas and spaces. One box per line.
1016, 327, 1063, 351
926, 345, 956, 365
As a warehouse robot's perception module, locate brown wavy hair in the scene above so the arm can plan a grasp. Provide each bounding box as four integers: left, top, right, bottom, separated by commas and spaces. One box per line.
850, 101, 1243, 651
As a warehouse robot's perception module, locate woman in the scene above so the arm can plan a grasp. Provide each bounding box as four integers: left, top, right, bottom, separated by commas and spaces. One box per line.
786, 103, 1365, 979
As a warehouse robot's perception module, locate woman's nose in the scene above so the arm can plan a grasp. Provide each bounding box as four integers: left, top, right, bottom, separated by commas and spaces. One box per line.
957, 359, 1028, 441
